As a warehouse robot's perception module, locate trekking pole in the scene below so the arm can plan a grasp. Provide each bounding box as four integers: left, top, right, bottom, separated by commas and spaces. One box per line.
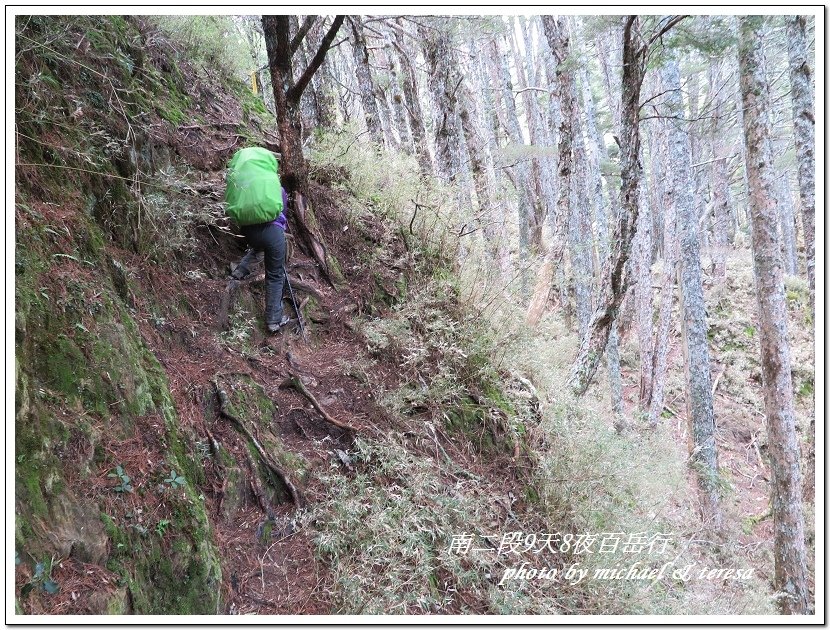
284, 269, 307, 342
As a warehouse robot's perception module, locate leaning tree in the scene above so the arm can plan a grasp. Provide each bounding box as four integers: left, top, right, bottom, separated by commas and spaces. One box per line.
261, 15, 345, 283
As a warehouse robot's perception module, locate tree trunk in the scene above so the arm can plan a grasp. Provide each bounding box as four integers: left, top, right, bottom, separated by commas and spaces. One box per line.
307, 19, 339, 130
487, 37, 536, 261
633, 137, 655, 412
709, 58, 731, 281
596, 20, 623, 135
738, 15, 810, 615
470, 36, 511, 274
350, 16, 384, 145
263, 16, 302, 190
262, 15, 345, 284
289, 16, 317, 140
572, 17, 607, 266
384, 34, 412, 151
458, 81, 493, 234
786, 16, 815, 312
419, 20, 463, 185
687, 68, 710, 253
527, 16, 576, 326
663, 54, 722, 528
646, 110, 679, 427
567, 16, 645, 396
569, 121, 594, 338
777, 173, 799, 276
647, 214, 679, 428
572, 16, 624, 424
511, 18, 550, 249
371, 42, 400, 150
520, 18, 559, 232
392, 21, 432, 174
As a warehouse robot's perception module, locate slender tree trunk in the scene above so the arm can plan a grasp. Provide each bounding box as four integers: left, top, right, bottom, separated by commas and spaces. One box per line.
687, 67, 711, 256
488, 38, 536, 261
459, 81, 493, 233
330, 44, 356, 125
596, 21, 623, 135
647, 115, 679, 427
392, 21, 432, 174
350, 16, 384, 145
567, 16, 645, 396
663, 55, 722, 527
511, 18, 548, 249
419, 20, 463, 185
572, 17, 607, 266
646, 79, 668, 259
520, 18, 559, 231
644, 70, 692, 422
308, 21, 339, 129
372, 43, 400, 150
470, 36, 511, 274
569, 121, 594, 338
777, 173, 799, 276
527, 16, 575, 326
786, 16, 815, 312
385, 34, 412, 151
739, 15, 810, 615
633, 136, 655, 412
709, 58, 731, 281
290, 16, 317, 139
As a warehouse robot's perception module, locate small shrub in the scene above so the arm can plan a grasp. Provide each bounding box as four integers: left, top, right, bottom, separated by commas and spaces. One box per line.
20, 559, 60, 597
108, 464, 133, 493
163, 470, 186, 489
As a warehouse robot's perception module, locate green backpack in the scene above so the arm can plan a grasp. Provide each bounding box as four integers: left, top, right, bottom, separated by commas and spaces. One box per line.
225, 147, 284, 226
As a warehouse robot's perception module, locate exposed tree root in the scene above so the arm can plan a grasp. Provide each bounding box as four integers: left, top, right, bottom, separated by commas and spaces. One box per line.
213, 380, 305, 507
281, 373, 358, 433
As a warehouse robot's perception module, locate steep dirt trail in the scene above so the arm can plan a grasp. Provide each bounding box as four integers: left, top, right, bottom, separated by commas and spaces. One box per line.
123, 187, 402, 614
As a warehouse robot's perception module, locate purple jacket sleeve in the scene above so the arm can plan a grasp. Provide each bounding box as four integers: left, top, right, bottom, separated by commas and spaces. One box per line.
274, 187, 288, 230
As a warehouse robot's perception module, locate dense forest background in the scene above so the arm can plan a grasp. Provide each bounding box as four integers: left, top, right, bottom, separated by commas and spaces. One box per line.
13, 13, 818, 617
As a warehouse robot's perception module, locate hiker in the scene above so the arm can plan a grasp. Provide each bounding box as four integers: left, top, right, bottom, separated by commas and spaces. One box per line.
225, 146, 291, 333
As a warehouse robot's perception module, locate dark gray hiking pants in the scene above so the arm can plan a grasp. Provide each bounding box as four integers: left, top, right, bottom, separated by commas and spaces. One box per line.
236, 222, 286, 326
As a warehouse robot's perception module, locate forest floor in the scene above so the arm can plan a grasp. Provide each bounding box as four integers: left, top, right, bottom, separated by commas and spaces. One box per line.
614, 248, 816, 603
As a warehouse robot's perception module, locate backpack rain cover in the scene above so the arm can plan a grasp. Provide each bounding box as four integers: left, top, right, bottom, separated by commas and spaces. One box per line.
225, 147, 284, 226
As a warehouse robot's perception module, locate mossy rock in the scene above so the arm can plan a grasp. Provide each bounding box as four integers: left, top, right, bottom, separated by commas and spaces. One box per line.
443, 383, 518, 456
444, 396, 499, 453
16, 232, 222, 614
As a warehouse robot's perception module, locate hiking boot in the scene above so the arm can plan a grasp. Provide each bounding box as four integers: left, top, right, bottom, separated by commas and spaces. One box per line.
230, 263, 250, 280
266, 315, 291, 334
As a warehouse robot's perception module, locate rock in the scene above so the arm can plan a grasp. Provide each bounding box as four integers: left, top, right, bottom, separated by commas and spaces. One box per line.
88, 587, 129, 614
44, 492, 109, 565
334, 449, 353, 471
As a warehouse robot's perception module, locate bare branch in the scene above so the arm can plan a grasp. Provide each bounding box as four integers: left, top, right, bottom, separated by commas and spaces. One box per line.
288, 15, 345, 104
645, 15, 688, 49
639, 87, 682, 110
514, 86, 551, 95
290, 15, 318, 54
